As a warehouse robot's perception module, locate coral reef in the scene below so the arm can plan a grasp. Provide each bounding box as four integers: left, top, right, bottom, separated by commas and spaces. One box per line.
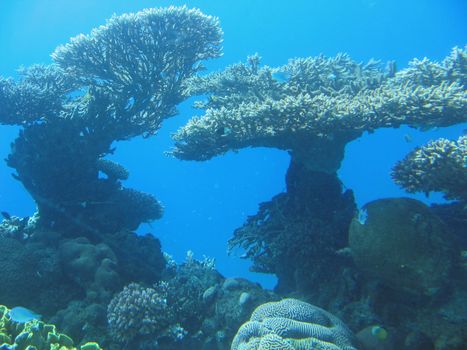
0, 6, 221, 346
231, 298, 357, 350
0, 235, 76, 314
0, 305, 102, 350
1, 6, 222, 235
172, 45, 466, 295
170, 46, 466, 350
392, 135, 467, 201
1, 4, 466, 350
104, 253, 277, 350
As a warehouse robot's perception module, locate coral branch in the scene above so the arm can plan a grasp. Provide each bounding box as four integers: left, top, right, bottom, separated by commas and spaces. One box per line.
392, 135, 467, 201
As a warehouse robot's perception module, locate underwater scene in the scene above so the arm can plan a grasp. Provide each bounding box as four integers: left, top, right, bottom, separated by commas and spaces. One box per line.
0, 0, 466, 349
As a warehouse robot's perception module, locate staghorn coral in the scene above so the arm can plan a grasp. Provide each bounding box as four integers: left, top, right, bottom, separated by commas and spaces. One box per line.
172, 47, 466, 173
231, 298, 357, 350
0, 7, 221, 347
0, 305, 102, 350
392, 135, 467, 201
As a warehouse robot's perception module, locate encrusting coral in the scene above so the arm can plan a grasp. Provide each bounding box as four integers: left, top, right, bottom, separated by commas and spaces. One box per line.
392, 135, 467, 201
231, 298, 357, 350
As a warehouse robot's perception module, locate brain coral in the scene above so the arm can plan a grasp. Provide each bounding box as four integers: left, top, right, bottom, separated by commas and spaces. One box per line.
231, 298, 357, 350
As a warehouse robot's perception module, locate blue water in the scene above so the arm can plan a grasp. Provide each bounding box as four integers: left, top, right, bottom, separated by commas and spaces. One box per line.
0, 0, 465, 289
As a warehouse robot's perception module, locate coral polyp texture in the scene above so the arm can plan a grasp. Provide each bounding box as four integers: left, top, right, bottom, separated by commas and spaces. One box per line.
231, 298, 357, 350
392, 135, 467, 201
172, 47, 466, 172
0, 305, 102, 350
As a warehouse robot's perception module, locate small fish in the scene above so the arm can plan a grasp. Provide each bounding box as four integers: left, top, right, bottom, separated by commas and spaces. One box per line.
403, 133, 413, 143
8, 306, 42, 323
216, 126, 232, 137
1, 211, 11, 220
371, 325, 388, 340
357, 208, 368, 225
386, 60, 397, 78
272, 71, 290, 83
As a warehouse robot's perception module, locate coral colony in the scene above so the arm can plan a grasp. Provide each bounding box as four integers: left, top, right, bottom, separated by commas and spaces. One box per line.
0, 5, 466, 350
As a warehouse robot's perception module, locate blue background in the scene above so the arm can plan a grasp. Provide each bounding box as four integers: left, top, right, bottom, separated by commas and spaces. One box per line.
0, 0, 466, 288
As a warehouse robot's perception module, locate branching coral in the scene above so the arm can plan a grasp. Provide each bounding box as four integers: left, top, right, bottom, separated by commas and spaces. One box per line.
0, 6, 222, 234
231, 298, 357, 350
172, 47, 466, 173
392, 135, 467, 201
51, 5, 223, 140
0, 65, 79, 125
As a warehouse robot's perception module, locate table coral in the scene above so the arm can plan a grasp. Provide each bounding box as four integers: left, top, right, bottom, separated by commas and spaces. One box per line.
231, 298, 357, 350
172, 47, 466, 173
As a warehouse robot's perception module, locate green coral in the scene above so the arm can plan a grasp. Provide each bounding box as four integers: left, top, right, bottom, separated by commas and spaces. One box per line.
231, 298, 357, 350
392, 135, 467, 201
0, 305, 102, 350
